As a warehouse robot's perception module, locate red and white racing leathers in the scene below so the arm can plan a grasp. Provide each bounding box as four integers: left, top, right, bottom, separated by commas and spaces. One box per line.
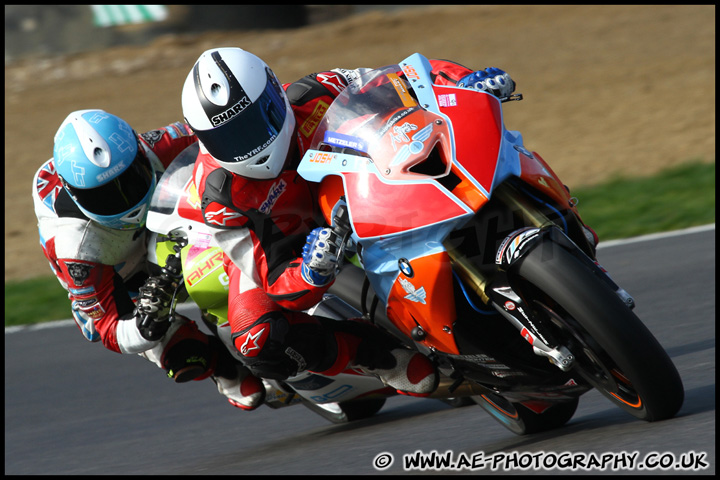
32, 122, 199, 355
191, 60, 477, 380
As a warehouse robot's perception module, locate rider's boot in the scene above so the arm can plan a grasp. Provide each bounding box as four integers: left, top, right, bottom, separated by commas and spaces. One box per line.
145, 318, 265, 409
212, 364, 266, 410
582, 223, 599, 250
355, 346, 439, 397
314, 317, 439, 397
209, 335, 266, 410
564, 184, 599, 251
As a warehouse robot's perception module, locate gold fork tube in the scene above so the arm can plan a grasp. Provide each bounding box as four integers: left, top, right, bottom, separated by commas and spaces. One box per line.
444, 242, 491, 305
493, 183, 550, 229
443, 184, 552, 306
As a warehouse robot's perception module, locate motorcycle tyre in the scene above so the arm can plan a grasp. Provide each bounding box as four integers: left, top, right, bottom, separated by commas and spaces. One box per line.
301, 398, 386, 424
513, 237, 684, 422
472, 393, 579, 435
440, 397, 476, 408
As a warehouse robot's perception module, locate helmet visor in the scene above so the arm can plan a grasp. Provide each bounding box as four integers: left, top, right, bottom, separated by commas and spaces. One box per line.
196, 69, 288, 164
64, 150, 154, 216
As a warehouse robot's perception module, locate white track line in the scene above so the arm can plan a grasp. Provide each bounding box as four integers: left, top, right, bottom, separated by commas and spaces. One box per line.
6, 224, 714, 334
597, 223, 714, 249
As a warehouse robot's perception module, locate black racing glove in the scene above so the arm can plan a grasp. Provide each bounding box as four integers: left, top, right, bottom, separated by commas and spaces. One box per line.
135, 253, 183, 341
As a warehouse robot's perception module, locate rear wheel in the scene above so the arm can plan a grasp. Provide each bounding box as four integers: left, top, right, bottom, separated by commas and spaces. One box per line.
473, 392, 578, 435
513, 235, 684, 421
440, 397, 476, 408
302, 398, 386, 424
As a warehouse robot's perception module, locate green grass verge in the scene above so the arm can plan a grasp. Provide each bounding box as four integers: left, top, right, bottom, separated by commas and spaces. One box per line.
6, 276, 70, 326
573, 161, 715, 241
4, 161, 714, 328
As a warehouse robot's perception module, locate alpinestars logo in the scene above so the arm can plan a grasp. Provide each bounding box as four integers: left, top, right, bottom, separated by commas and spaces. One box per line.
258, 179, 287, 214
204, 202, 246, 227
237, 325, 269, 357
315, 72, 346, 94
399, 277, 427, 304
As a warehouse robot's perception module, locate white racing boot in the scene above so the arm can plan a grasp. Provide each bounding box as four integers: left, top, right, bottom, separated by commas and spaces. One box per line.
359, 348, 438, 397
582, 224, 599, 250
213, 365, 266, 410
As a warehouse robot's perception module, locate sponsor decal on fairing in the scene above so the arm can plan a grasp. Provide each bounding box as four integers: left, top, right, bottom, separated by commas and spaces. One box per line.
399, 277, 427, 304
437, 93, 457, 107
401, 64, 421, 82
185, 249, 224, 287
390, 122, 434, 166
323, 131, 369, 153
308, 152, 334, 165
390, 122, 419, 150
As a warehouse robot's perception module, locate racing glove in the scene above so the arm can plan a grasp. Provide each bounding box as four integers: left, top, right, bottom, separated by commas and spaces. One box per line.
135, 253, 183, 341
301, 227, 342, 287
457, 68, 516, 99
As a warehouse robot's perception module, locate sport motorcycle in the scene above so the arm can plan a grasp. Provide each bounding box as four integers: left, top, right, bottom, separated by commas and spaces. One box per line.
145, 143, 471, 424
294, 52, 684, 434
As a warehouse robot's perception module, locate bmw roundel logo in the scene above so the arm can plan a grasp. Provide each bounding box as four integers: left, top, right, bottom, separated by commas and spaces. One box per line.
398, 258, 414, 277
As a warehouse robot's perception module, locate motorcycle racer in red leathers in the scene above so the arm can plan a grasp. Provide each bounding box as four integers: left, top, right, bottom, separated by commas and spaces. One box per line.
173, 47, 527, 396
32, 110, 265, 410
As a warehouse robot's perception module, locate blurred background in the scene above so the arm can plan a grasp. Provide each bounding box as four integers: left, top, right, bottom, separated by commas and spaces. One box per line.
5, 5, 414, 61
5, 5, 715, 284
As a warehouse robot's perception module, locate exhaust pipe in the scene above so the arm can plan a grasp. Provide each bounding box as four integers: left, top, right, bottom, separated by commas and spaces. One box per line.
428, 376, 489, 399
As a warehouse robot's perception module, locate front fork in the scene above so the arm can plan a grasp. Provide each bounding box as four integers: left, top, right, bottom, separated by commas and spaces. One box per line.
444, 186, 635, 372
446, 235, 576, 371
494, 183, 635, 311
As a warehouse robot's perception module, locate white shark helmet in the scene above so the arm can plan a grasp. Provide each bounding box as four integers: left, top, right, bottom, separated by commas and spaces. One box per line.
53, 109, 155, 230
181, 47, 296, 179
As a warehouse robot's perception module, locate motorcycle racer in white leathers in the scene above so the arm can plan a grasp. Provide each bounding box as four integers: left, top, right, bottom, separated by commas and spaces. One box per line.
32, 109, 265, 410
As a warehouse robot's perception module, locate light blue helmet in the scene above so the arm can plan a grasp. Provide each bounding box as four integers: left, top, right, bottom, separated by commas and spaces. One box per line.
53, 109, 156, 230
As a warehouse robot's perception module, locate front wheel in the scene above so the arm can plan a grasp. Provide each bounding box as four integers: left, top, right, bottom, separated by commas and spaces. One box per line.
513, 236, 684, 421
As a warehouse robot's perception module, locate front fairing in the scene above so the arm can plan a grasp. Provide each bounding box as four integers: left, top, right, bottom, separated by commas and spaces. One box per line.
297, 54, 533, 353
300, 63, 520, 252
298, 56, 532, 238
146, 143, 213, 244
147, 144, 229, 316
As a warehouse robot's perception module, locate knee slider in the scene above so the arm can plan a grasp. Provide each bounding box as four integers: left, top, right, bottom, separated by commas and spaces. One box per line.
207, 336, 241, 381
323, 317, 402, 369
